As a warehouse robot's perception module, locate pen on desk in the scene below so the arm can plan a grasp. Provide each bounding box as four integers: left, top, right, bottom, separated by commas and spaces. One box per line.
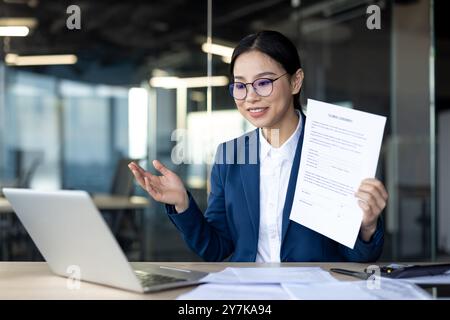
330, 268, 370, 280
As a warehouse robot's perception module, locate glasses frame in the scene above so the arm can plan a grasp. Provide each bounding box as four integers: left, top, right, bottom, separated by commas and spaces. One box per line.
229, 72, 288, 100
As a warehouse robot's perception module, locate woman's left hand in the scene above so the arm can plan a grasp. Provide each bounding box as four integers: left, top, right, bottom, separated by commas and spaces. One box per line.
355, 178, 388, 242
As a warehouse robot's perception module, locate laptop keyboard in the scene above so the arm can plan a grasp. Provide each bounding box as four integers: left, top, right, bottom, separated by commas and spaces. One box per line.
134, 270, 186, 287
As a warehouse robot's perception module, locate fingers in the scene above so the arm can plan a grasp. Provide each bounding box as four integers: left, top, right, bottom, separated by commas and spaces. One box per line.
129, 160, 171, 178
357, 183, 386, 210
152, 160, 171, 176
355, 179, 388, 227
128, 161, 167, 203
128, 161, 145, 176
361, 178, 388, 200
355, 190, 382, 215
128, 164, 146, 189
128, 162, 157, 190
144, 176, 159, 200
358, 199, 371, 213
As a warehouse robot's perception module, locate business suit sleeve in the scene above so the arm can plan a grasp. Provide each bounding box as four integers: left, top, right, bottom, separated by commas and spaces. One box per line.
165, 150, 234, 262
338, 216, 384, 262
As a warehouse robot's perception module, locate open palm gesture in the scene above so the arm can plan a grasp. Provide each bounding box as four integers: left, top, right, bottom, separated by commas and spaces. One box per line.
128, 160, 189, 212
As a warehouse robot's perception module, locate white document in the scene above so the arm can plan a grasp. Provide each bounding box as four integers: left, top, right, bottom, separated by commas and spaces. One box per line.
177, 283, 291, 300
282, 279, 432, 300
290, 99, 386, 248
200, 267, 338, 284
231, 267, 338, 283
403, 270, 450, 284
200, 267, 239, 283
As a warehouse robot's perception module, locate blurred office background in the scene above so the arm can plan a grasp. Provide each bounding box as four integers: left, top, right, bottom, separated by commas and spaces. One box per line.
0, 0, 449, 262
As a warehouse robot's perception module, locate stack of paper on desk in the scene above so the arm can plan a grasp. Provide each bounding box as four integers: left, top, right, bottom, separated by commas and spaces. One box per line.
177, 267, 433, 300
282, 278, 432, 300
177, 283, 291, 300
178, 279, 432, 300
177, 267, 336, 300
200, 267, 338, 284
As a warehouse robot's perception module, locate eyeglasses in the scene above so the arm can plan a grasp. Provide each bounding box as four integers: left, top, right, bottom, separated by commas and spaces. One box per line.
229, 73, 288, 100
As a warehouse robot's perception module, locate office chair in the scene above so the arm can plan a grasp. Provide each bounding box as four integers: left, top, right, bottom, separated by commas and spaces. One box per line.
110, 157, 137, 197
108, 157, 144, 259
1, 149, 43, 260
8, 149, 43, 188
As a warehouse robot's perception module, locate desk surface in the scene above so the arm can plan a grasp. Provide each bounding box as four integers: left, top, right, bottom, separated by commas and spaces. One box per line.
0, 194, 149, 213
0, 262, 366, 300
0, 197, 12, 213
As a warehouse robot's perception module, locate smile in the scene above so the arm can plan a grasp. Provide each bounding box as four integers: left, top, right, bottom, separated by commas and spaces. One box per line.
247, 107, 269, 118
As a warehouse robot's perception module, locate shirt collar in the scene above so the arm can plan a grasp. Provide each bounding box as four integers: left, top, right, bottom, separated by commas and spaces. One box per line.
259, 109, 302, 162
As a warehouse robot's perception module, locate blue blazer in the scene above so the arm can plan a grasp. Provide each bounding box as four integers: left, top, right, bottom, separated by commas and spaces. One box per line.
166, 112, 384, 262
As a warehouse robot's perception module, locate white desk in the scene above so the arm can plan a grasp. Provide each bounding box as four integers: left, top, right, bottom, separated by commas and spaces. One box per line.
0, 197, 12, 214
0, 262, 362, 299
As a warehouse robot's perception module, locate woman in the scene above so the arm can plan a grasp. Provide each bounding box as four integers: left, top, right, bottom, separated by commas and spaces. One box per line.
129, 30, 388, 262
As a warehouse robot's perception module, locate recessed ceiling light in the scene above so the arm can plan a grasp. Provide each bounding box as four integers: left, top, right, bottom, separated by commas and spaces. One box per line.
5, 54, 78, 66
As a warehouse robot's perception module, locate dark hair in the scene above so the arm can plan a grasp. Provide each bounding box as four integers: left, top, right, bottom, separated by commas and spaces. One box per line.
230, 30, 303, 110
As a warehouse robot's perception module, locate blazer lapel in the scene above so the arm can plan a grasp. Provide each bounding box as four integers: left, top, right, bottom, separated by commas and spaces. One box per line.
281, 111, 306, 245
239, 129, 260, 241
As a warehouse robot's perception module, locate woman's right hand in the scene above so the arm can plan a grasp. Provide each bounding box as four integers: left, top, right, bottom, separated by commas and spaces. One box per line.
128, 160, 189, 213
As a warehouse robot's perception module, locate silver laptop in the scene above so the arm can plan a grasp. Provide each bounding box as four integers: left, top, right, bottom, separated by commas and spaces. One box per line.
3, 188, 207, 293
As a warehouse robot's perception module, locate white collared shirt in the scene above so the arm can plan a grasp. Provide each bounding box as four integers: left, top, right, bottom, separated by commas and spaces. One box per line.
256, 111, 302, 262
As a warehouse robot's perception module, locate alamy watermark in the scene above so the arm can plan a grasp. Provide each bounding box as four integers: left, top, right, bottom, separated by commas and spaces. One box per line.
365, 265, 381, 290
66, 5, 81, 30
366, 4, 381, 30
170, 128, 280, 165
66, 264, 81, 290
